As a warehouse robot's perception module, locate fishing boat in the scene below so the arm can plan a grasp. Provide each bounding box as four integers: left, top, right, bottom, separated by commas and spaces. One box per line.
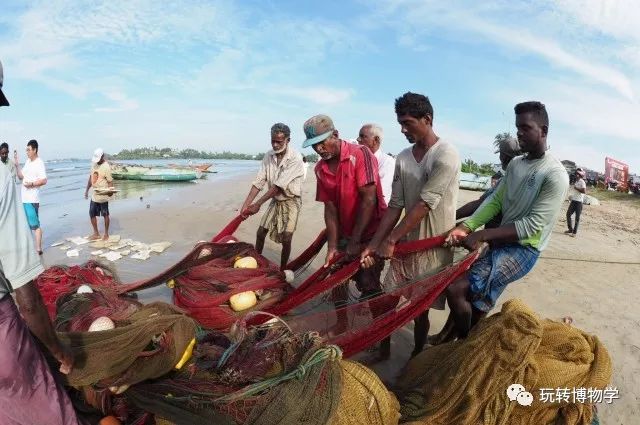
167, 162, 214, 176
459, 172, 492, 191
112, 164, 201, 181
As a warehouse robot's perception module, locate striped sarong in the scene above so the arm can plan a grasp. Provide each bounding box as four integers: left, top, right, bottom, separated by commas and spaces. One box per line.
259, 197, 302, 243
468, 243, 540, 312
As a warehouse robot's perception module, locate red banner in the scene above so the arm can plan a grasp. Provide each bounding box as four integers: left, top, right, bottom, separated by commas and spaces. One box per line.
604, 157, 629, 190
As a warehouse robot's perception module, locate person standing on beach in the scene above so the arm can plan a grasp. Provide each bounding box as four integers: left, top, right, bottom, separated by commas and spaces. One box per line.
0, 142, 17, 182
241, 123, 305, 269
302, 155, 309, 181
565, 168, 586, 238
357, 123, 395, 206
430, 133, 521, 345
14, 139, 47, 255
0, 57, 83, 425
84, 148, 114, 241
444, 101, 569, 339
303, 114, 388, 352
360, 92, 460, 358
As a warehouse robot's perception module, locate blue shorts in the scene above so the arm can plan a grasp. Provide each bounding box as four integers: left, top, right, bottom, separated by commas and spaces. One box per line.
23, 203, 40, 230
89, 201, 109, 218
468, 244, 539, 312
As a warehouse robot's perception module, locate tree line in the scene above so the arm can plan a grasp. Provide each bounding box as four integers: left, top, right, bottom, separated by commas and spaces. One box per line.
112, 147, 319, 162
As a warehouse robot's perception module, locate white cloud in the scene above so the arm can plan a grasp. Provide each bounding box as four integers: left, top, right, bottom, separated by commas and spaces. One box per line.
371, 0, 634, 99
273, 86, 355, 105
94, 91, 139, 113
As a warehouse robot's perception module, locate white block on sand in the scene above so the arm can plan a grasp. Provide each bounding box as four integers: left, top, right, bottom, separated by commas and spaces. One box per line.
67, 236, 90, 245
120, 249, 131, 256
149, 242, 172, 253
66, 249, 80, 257
107, 235, 121, 243
91, 250, 104, 256
59, 245, 72, 250
109, 242, 129, 251
90, 240, 108, 249
130, 250, 151, 261
100, 251, 122, 262
51, 241, 65, 247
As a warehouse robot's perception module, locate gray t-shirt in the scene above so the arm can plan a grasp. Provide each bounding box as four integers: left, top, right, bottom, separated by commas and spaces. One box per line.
0, 165, 44, 299
384, 140, 460, 300
465, 153, 569, 251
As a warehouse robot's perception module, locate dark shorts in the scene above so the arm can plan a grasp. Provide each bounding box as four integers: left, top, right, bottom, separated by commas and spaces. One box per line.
468, 244, 540, 312
89, 201, 109, 218
23, 203, 40, 230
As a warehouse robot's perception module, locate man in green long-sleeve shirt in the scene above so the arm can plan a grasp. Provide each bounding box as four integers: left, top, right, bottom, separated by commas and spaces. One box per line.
445, 101, 568, 338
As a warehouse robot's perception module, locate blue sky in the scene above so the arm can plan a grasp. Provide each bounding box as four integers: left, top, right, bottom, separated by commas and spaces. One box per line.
1, 0, 639, 173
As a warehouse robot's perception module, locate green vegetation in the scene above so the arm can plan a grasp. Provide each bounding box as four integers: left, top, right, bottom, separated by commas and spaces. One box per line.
461, 159, 496, 176
590, 188, 640, 207
460, 132, 515, 176
112, 147, 264, 160
112, 147, 320, 162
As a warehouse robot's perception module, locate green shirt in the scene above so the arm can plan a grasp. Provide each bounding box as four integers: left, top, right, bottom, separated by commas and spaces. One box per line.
464, 153, 569, 251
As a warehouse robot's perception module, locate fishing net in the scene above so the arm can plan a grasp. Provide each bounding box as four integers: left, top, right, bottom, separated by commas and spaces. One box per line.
110, 313, 399, 425
54, 289, 141, 332
54, 302, 197, 416
395, 299, 612, 425
170, 242, 291, 331
257, 236, 482, 358
35, 261, 122, 319
35, 215, 481, 358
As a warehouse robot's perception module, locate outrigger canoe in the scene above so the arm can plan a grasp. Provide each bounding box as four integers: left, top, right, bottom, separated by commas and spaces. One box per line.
112, 164, 201, 181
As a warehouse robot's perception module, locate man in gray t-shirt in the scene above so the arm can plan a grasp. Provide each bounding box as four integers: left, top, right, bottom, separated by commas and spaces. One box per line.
361, 92, 460, 359
445, 101, 569, 339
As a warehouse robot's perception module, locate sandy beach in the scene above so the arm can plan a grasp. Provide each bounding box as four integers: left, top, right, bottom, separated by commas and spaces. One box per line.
41, 167, 639, 423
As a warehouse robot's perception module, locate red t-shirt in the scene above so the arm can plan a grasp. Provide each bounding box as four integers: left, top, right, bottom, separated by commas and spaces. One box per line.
315, 140, 387, 240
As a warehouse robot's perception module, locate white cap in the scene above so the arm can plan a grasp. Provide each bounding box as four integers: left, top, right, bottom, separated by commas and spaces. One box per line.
92, 148, 104, 163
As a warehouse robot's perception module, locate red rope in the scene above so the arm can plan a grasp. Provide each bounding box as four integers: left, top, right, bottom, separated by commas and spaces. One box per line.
211, 215, 246, 243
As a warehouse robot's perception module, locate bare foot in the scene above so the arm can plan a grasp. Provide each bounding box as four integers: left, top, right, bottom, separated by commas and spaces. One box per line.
88, 233, 101, 241
102, 234, 110, 241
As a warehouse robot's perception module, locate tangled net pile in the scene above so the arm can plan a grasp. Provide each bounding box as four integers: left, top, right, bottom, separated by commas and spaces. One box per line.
32, 215, 484, 424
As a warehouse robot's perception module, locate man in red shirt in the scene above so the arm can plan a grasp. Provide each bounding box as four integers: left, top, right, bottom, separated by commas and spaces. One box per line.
302, 114, 388, 353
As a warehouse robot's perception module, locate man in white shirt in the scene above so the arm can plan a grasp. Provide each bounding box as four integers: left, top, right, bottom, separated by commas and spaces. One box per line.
241, 123, 305, 269
15, 139, 47, 254
357, 123, 395, 206
565, 168, 587, 237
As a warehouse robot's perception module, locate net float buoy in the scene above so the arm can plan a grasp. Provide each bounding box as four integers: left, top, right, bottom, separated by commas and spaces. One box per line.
88, 316, 115, 332
99, 416, 122, 425
108, 384, 130, 395
166, 279, 175, 289
233, 256, 258, 269
283, 270, 295, 284
175, 338, 196, 370
76, 284, 94, 294
229, 291, 257, 311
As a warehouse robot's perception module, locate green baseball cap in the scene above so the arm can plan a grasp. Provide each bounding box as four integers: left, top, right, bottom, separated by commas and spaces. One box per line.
302, 114, 335, 148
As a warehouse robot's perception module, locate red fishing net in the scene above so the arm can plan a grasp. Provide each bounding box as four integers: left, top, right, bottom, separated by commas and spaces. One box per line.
35, 215, 481, 360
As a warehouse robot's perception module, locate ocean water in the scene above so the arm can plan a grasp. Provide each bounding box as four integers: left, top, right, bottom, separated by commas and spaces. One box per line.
20, 158, 260, 208
13, 158, 260, 244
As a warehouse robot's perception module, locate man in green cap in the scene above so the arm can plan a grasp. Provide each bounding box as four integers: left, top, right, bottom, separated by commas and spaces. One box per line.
302, 114, 388, 351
